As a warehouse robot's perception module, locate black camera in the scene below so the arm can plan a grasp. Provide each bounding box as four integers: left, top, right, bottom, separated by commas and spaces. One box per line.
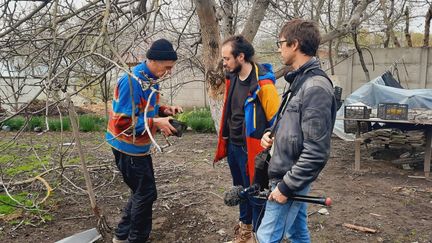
169, 119, 187, 137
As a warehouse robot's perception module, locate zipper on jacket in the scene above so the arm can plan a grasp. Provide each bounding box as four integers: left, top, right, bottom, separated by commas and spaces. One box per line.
253, 103, 256, 129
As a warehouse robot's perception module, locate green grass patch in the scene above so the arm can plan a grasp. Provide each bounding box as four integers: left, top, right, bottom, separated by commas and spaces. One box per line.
4, 155, 49, 176
0, 193, 53, 224
48, 117, 71, 131
78, 114, 106, 132
28, 116, 44, 130
1, 115, 107, 132
0, 154, 16, 165
2, 116, 25, 130
177, 108, 215, 133
0, 193, 32, 215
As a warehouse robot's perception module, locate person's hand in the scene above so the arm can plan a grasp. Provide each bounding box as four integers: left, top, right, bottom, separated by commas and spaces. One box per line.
261, 131, 273, 149
268, 186, 288, 204
163, 106, 183, 116
152, 117, 176, 136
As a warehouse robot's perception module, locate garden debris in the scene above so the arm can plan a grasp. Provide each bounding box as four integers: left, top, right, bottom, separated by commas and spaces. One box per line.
318, 208, 329, 215
391, 186, 417, 195
392, 151, 425, 168
408, 175, 426, 179
0, 210, 22, 221
342, 223, 377, 234
216, 229, 226, 236
55, 228, 101, 243
18, 99, 94, 116
369, 213, 382, 217
408, 108, 432, 124
402, 164, 413, 170
33, 127, 42, 132
62, 143, 75, 146
362, 129, 425, 147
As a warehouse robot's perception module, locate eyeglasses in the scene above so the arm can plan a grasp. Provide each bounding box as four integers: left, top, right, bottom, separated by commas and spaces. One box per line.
276, 40, 288, 48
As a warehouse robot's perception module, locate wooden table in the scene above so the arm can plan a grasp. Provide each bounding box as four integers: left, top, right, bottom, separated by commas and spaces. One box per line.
342, 118, 432, 177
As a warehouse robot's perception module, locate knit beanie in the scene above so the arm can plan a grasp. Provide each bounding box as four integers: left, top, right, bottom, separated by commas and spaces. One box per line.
146, 38, 178, 61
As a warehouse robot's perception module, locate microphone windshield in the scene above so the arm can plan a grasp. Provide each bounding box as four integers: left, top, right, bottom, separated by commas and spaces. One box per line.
223, 186, 244, 206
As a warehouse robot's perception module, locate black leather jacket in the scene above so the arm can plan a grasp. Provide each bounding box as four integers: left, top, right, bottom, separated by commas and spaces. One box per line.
268, 59, 337, 196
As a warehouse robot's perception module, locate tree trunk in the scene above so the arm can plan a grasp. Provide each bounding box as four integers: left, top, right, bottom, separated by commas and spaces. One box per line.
405, 6, 412, 47
195, 0, 224, 131
273, 0, 373, 80
313, 0, 325, 22
424, 4, 432, 47
353, 31, 370, 82
320, 0, 372, 44
221, 0, 234, 39
391, 31, 401, 47
241, 0, 270, 42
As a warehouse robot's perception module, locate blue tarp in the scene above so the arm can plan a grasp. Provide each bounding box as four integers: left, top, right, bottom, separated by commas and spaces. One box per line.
334, 75, 432, 141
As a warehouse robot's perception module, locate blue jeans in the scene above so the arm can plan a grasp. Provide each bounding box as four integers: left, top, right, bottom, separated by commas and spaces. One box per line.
257, 182, 311, 243
227, 143, 265, 232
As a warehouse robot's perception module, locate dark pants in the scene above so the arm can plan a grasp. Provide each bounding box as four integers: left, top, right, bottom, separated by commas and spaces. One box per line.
227, 143, 265, 232
113, 149, 157, 243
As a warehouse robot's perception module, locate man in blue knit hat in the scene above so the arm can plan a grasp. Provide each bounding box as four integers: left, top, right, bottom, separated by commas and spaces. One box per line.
107, 38, 183, 243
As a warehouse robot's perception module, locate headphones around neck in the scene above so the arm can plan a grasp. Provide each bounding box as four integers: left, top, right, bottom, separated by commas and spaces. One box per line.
284, 58, 317, 83
284, 69, 301, 84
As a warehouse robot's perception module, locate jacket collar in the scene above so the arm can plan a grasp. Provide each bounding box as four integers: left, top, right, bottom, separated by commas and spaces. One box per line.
134, 61, 158, 81
288, 57, 320, 92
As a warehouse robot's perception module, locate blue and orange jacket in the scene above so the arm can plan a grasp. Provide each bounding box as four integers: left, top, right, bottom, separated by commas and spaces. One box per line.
214, 63, 280, 183
106, 61, 168, 156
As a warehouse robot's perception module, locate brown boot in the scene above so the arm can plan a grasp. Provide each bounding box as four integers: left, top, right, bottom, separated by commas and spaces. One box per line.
233, 222, 256, 243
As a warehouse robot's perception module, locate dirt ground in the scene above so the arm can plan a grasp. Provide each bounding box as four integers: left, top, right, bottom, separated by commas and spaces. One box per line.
0, 131, 431, 243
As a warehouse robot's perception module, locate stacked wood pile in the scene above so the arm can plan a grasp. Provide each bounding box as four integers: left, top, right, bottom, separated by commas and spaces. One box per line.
408, 108, 432, 125
362, 129, 425, 147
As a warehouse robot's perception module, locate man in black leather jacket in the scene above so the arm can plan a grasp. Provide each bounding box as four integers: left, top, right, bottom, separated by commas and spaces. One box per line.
256, 19, 337, 243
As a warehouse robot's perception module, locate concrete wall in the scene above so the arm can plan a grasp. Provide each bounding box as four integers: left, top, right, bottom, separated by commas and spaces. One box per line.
168, 48, 432, 107
0, 77, 45, 111
325, 47, 432, 99
0, 77, 90, 112
159, 75, 208, 108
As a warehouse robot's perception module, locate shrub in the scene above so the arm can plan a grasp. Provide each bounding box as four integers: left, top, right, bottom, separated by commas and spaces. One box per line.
2, 116, 25, 130
48, 117, 71, 131
79, 114, 106, 132
178, 108, 215, 133
28, 116, 44, 130
1, 115, 107, 132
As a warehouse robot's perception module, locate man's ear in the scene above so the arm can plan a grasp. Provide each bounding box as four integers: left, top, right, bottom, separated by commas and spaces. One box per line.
237, 53, 245, 62
292, 39, 300, 51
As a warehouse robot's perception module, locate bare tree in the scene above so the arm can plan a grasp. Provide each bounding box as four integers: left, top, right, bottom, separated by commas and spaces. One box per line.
380, 0, 403, 47
404, 6, 413, 47
424, 3, 432, 47
0, 59, 31, 112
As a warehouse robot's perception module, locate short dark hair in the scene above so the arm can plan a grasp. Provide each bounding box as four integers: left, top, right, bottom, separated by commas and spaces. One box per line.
279, 19, 321, 56
222, 35, 255, 63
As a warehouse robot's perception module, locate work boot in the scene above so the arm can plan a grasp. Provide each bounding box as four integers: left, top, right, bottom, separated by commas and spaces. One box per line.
233, 222, 256, 243
112, 235, 129, 243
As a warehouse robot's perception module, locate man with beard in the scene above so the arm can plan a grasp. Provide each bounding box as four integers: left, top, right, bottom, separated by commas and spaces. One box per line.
257, 19, 337, 243
214, 35, 280, 243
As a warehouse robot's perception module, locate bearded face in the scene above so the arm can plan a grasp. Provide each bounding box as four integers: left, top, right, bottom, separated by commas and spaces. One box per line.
222, 44, 243, 74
